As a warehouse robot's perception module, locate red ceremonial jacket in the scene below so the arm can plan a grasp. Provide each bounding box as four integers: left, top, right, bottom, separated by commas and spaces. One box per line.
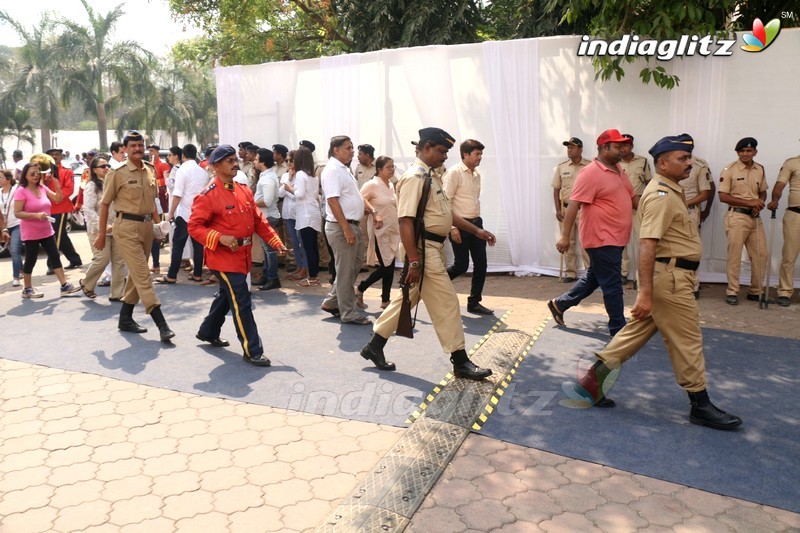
46, 163, 76, 215
188, 177, 284, 274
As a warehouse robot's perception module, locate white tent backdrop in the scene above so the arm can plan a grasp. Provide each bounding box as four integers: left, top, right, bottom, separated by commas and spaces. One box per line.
216, 30, 800, 286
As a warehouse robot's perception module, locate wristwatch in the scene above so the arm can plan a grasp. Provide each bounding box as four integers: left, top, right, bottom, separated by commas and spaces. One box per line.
409, 260, 421, 269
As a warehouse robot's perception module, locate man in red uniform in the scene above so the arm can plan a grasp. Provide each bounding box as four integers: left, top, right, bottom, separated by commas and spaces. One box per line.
44, 147, 83, 271
148, 144, 170, 213
188, 145, 287, 367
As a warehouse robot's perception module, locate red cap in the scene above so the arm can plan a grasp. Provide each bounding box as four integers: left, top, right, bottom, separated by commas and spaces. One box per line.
596, 129, 632, 146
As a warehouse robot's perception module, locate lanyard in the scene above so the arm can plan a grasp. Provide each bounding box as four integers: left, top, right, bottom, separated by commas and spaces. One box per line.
1, 185, 15, 220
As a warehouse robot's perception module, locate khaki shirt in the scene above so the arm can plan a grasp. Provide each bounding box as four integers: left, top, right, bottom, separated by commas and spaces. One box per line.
354, 162, 376, 189
638, 175, 701, 261
620, 154, 653, 196
683, 156, 712, 203
442, 161, 481, 218
101, 159, 158, 215
552, 158, 591, 203
396, 158, 452, 237
274, 162, 288, 179
719, 159, 767, 200
777, 156, 800, 208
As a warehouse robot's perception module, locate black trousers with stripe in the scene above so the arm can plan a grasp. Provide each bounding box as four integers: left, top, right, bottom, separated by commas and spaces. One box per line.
197, 271, 263, 357
47, 213, 82, 269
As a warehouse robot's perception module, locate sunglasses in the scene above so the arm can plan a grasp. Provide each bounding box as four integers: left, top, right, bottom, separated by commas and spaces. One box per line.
96, 164, 110, 169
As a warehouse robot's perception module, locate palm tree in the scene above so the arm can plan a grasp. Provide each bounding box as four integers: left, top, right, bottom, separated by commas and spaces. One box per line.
5, 108, 36, 149
55, 0, 151, 150
0, 10, 61, 151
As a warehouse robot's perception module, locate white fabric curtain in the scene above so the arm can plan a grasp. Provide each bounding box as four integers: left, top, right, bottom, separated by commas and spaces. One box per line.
213, 30, 800, 287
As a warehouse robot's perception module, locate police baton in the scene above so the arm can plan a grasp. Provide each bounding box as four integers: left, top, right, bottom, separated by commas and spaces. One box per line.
760, 209, 777, 309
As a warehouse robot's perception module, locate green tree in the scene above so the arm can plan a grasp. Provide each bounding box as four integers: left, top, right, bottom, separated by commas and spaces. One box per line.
0, 11, 61, 151
3, 107, 36, 149
55, 0, 152, 150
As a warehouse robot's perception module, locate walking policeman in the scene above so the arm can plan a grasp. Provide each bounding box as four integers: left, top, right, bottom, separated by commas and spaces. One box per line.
360, 127, 496, 379
189, 145, 287, 366
96, 130, 174, 342
768, 149, 800, 307
564, 134, 742, 430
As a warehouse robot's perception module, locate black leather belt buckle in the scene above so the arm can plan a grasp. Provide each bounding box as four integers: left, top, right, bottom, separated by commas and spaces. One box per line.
730, 207, 752, 216
120, 213, 151, 222
236, 237, 252, 246
788, 206, 800, 214
346, 219, 360, 225
656, 257, 699, 271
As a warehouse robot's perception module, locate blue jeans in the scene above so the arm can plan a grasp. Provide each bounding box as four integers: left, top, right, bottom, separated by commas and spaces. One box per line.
9, 225, 23, 279
554, 245, 626, 336
167, 216, 204, 280
261, 216, 280, 280
285, 218, 307, 269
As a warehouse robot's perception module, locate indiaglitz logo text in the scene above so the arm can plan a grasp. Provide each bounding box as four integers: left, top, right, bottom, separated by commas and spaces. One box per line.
577, 34, 736, 61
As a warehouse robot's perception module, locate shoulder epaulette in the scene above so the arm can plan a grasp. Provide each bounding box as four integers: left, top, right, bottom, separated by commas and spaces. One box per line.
201, 183, 217, 195
143, 160, 155, 168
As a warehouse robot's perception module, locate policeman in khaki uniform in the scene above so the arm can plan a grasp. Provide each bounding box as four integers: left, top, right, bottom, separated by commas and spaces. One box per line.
96, 131, 174, 342
564, 134, 741, 431
360, 127, 496, 380
680, 140, 713, 297
768, 148, 800, 307
718, 137, 768, 305
552, 137, 591, 282
619, 134, 653, 281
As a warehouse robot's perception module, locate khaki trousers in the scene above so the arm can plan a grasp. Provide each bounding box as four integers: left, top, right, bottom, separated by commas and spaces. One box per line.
114, 218, 160, 313
374, 239, 465, 353
778, 209, 800, 298
84, 231, 126, 299
724, 211, 767, 296
598, 261, 707, 392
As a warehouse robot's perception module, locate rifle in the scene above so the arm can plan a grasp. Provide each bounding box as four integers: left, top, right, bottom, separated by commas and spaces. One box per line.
396, 173, 433, 338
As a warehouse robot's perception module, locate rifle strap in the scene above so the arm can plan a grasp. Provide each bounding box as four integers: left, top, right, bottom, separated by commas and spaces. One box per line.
410, 173, 433, 326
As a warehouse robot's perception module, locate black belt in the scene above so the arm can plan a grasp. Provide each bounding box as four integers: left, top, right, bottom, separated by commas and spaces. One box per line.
463, 216, 481, 223
236, 237, 252, 246
327, 219, 360, 226
118, 213, 152, 222
788, 206, 800, 214
656, 257, 700, 271
729, 207, 754, 216
423, 231, 446, 243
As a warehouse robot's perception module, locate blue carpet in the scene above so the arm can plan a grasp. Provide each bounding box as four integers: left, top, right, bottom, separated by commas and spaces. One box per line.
0, 282, 500, 427
478, 312, 800, 513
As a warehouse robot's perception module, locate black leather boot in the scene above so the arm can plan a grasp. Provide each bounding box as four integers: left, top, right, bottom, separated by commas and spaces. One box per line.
360, 334, 395, 371
118, 302, 147, 333
150, 305, 175, 342
451, 349, 492, 380
688, 390, 742, 430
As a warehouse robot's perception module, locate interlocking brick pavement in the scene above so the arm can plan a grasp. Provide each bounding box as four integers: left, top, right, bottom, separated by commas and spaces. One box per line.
2, 236, 799, 531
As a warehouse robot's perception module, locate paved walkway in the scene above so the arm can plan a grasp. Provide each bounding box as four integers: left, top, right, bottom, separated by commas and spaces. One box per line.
1, 236, 799, 531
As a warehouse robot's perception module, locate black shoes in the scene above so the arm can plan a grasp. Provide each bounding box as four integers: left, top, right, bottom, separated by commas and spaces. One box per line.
778, 296, 790, 307
688, 391, 742, 430
467, 303, 494, 315
118, 302, 147, 333
746, 293, 760, 302
150, 306, 175, 342
725, 295, 738, 305
65, 262, 82, 270
547, 299, 565, 326
196, 334, 230, 347
244, 354, 271, 366
452, 358, 493, 380
258, 279, 282, 291
561, 276, 577, 283
360, 344, 396, 371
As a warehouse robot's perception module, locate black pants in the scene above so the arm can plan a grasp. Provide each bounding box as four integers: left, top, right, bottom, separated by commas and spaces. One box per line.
167, 217, 204, 279
447, 216, 487, 306
47, 213, 81, 269
197, 271, 263, 357
299, 226, 320, 278
24, 236, 62, 274
358, 238, 395, 302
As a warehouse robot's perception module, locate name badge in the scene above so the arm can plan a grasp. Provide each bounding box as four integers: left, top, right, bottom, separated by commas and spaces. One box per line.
737, 177, 745, 181
225, 205, 235, 209
128, 180, 138, 184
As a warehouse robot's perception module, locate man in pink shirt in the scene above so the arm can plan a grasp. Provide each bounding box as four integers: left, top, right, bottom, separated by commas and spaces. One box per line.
548, 129, 637, 347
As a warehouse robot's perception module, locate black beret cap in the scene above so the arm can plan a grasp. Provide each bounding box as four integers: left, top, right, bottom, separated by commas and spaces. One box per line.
246, 144, 259, 152
562, 137, 583, 148
209, 144, 237, 164
358, 144, 375, 157
648, 133, 694, 159
299, 140, 316, 152
418, 127, 455, 149
735, 137, 758, 151
272, 144, 288, 156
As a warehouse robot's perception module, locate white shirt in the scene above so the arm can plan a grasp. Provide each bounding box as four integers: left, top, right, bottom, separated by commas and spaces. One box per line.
293, 170, 322, 232
172, 160, 209, 221
254, 168, 280, 219
278, 173, 296, 219
110, 157, 126, 170
233, 170, 249, 186
322, 158, 364, 222
1, 184, 20, 229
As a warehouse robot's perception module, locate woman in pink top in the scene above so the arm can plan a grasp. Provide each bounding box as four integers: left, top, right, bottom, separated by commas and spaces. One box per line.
13, 162, 81, 298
